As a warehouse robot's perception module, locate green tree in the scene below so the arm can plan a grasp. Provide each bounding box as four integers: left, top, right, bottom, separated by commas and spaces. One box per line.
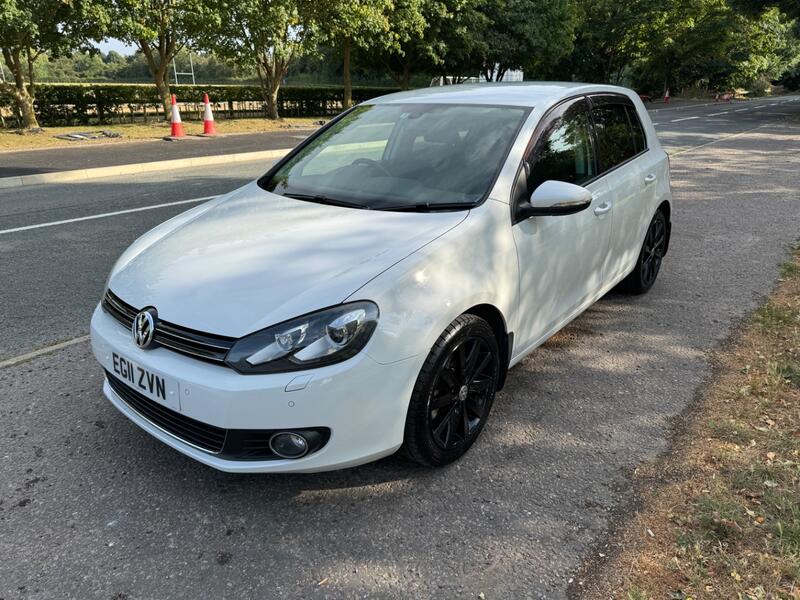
731, 0, 800, 20
1, 0, 102, 129
375, 0, 426, 89
631, 0, 798, 95
474, 0, 576, 81
203, 0, 317, 119
366, 0, 484, 88
565, 0, 663, 83
107, 0, 211, 118
429, 0, 486, 81
315, 0, 392, 107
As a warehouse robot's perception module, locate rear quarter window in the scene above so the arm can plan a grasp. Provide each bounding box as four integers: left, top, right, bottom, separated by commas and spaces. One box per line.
626, 105, 647, 154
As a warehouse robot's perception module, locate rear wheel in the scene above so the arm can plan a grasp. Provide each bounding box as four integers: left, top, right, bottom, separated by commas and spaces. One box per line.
620, 209, 667, 294
403, 314, 500, 467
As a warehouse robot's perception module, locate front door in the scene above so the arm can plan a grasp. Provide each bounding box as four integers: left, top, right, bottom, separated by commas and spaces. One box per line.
511, 97, 613, 355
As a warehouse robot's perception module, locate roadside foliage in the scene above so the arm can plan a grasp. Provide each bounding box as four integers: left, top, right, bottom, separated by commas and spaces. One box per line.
3, 0, 800, 129
578, 248, 800, 600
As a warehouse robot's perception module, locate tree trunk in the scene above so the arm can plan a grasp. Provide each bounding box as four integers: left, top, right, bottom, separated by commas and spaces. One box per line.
342, 37, 353, 108
264, 85, 280, 120
155, 73, 172, 120
2, 48, 40, 129
139, 40, 173, 120
400, 59, 412, 90
14, 87, 38, 129
256, 59, 283, 120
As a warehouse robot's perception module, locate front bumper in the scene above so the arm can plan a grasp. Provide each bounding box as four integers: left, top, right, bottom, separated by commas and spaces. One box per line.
90, 305, 422, 473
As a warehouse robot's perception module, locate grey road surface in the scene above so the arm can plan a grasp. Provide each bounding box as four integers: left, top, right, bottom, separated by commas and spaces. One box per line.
0, 128, 315, 179
1, 97, 799, 599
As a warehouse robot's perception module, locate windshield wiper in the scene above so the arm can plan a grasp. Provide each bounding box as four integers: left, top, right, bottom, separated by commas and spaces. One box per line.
376, 202, 476, 213
283, 192, 369, 210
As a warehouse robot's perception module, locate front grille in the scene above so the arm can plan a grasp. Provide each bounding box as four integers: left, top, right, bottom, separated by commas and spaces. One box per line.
105, 371, 331, 460
102, 290, 236, 365
106, 369, 227, 453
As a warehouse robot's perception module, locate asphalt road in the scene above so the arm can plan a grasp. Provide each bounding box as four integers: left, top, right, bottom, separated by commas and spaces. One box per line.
0, 128, 316, 178
1, 96, 799, 599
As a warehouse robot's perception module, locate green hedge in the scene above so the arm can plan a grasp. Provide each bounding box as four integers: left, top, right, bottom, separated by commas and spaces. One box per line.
0, 83, 400, 126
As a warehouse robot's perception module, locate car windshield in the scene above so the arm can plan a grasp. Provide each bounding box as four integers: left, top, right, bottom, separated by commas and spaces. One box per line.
260, 103, 529, 211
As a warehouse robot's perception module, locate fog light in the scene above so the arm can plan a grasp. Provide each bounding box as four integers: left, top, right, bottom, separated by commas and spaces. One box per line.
269, 432, 309, 459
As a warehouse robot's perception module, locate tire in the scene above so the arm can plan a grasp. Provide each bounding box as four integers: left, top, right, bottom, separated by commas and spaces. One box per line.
403, 314, 500, 467
619, 209, 668, 295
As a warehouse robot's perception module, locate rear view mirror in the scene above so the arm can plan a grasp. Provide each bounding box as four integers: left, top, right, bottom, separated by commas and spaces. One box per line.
516, 180, 593, 219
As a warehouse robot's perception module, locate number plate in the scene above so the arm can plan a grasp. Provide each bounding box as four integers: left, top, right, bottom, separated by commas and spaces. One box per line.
111, 352, 180, 412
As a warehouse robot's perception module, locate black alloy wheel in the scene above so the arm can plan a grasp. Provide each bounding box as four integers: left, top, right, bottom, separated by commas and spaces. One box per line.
403, 314, 500, 467
428, 336, 496, 449
620, 209, 668, 294
641, 211, 667, 287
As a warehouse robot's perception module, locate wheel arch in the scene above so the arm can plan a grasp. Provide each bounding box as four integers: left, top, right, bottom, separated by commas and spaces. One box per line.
463, 303, 511, 392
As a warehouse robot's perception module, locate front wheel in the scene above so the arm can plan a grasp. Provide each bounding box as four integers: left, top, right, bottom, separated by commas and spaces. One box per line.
403, 314, 500, 467
620, 209, 668, 294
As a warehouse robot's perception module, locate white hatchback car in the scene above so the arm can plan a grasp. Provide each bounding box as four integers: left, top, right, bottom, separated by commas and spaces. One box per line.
91, 83, 672, 473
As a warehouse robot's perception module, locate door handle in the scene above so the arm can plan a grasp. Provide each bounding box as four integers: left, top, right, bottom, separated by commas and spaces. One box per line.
593, 202, 611, 216
644, 173, 657, 184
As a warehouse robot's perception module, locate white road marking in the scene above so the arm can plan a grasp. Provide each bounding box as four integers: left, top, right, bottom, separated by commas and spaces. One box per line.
669, 124, 765, 156
671, 116, 700, 122
755, 105, 767, 108
0, 195, 217, 236
708, 111, 730, 116
0, 335, 90, 368
735, 108, 749, 112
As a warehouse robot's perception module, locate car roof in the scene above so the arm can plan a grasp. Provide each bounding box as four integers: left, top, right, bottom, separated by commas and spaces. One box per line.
365, 82, 635, 108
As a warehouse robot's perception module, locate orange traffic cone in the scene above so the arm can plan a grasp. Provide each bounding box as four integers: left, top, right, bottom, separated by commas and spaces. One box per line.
663, 88, 670, 104
166, 94, 185, 139
201, 93, 216, 136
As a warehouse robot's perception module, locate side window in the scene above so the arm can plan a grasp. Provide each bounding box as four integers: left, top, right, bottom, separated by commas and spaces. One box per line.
591, 103, 637, 172
626, 105, 647, 153
528, 103, 596, 192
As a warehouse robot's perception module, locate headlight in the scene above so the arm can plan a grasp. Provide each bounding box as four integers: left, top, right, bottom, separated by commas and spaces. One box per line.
225, 301, 379, 374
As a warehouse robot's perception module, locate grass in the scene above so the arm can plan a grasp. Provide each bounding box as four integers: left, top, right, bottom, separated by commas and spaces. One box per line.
578, 247, 800, 600
0, 116, 322, 152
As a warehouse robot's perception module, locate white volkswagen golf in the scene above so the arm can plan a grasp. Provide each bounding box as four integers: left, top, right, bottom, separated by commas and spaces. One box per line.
91, 83, 671, 473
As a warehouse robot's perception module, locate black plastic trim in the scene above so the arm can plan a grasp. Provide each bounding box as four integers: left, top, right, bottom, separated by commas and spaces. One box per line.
106, 370, 331, 460
102, 290, 235, 365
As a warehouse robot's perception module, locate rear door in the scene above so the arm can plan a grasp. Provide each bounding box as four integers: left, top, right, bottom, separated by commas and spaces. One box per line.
511, 97, 613, 354
589, 95, 659, 282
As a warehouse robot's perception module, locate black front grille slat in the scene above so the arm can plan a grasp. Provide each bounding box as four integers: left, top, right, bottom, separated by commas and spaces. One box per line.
153, 333, 230, 362
106, 371, 226, 453
107, 373, 226, 449
105, 371, 331, 461
101, 290, 235, 365
156, 323, 234, 351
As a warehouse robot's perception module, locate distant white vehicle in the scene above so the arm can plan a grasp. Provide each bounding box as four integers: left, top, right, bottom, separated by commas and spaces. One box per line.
430, 75, 482, 86
92, 83, 672, 473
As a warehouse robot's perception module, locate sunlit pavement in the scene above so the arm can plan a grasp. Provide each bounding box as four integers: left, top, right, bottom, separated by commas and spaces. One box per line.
1, 97, 799, 599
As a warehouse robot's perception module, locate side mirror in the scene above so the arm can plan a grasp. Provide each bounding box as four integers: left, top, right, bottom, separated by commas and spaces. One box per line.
516, 180, 593, 220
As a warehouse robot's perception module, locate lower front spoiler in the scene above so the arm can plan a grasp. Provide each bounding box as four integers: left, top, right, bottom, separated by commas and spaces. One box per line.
103, 378, 403, 474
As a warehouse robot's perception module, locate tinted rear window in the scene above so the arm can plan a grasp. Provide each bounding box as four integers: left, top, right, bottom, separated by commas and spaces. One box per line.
591, 103, 637, 172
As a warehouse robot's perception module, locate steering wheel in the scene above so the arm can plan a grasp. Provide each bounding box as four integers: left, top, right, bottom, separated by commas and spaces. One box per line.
352, 157, 392, 177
